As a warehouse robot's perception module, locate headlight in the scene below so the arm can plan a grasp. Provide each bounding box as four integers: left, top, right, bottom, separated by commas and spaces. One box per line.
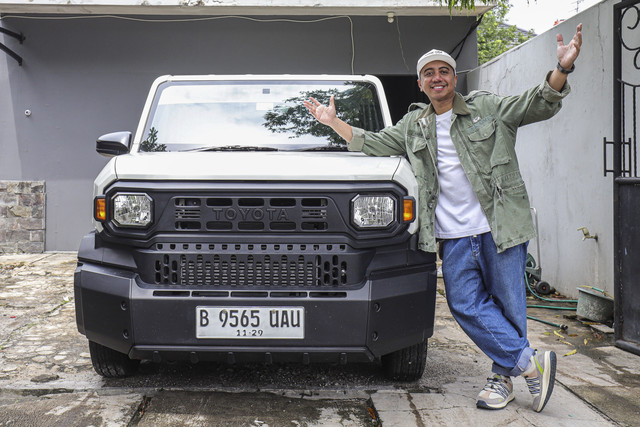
351, 195, 395, 228
112, 193, 153, 228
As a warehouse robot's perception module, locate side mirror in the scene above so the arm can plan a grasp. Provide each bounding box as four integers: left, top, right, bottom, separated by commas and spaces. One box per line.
96, 131, 132, 157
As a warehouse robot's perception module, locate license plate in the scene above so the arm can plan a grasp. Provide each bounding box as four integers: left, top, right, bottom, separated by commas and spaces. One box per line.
196, 306, 305, 339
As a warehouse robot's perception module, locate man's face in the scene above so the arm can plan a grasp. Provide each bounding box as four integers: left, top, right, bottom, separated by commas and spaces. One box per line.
417, 60, 458, 104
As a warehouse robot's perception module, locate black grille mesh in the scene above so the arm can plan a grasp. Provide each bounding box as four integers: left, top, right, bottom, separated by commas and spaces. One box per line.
146, 243, 353, 288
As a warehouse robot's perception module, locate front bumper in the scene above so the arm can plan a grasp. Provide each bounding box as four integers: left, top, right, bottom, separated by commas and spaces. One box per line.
74, 233, 436, 364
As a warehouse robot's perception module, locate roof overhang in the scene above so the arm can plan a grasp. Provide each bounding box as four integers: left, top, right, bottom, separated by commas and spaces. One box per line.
0, 0, 493, 17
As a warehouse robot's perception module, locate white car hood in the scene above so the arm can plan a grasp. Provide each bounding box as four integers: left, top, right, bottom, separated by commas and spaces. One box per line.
109, 151, 405, 184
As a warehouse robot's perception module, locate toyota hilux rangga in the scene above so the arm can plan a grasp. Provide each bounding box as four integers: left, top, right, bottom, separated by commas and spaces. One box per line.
74, 74, 437, 380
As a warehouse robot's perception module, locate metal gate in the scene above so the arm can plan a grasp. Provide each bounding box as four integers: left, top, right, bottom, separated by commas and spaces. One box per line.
604, 0, 640, 355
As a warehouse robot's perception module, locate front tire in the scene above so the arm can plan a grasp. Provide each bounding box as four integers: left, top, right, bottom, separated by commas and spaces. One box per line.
381, 339, 427, 381
88, 340, 140, 378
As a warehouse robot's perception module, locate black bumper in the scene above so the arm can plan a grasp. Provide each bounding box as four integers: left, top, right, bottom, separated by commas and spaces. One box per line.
75, 233, 437, 364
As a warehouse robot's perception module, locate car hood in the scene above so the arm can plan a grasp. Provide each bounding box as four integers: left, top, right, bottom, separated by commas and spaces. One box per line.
108, 151, 406, 183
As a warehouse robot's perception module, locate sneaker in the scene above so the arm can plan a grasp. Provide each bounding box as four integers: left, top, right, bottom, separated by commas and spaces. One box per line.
476, 374, 515, 409
524, 350, 557, 412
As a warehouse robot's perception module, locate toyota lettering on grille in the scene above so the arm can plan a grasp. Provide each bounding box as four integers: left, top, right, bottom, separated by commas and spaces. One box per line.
210, 207, 289, 221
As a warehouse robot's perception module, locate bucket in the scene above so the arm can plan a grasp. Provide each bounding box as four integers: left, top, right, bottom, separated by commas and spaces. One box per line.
576, 287, 614, 323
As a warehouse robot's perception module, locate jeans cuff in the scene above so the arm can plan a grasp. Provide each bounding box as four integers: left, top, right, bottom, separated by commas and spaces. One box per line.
491, 347, 535, 377
511, 347, 536, 377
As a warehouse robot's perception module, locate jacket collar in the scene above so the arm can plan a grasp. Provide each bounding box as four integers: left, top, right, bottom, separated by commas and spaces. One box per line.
417, 92, 471, 120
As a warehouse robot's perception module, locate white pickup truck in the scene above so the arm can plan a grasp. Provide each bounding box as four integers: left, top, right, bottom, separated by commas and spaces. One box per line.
74, 74, 437, 380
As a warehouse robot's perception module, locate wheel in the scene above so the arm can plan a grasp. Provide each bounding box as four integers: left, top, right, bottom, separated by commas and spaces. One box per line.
381, 339, 427, 381
88, 340, 140, 378
535, 281, 552, 295
526, 253, 537, 269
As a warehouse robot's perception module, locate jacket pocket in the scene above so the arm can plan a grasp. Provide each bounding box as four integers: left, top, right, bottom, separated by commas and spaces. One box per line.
465, 118, 497, 174
492, 170, 526, 199
467, 119, 510, 168
408, 134, 427, 153
467, 118, 495, 142
491, 170, 532, 246
406, 136, 431, 187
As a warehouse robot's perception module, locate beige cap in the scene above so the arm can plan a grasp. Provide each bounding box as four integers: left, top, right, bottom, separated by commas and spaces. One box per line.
416, 49, 456, 76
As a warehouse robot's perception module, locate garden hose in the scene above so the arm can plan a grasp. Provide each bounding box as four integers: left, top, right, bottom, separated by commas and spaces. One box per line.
524, 263, 576, 330
578, 285, 614, 300
524, 271, 578, 304
527, 315, 568, 330
527, 305, 576, 310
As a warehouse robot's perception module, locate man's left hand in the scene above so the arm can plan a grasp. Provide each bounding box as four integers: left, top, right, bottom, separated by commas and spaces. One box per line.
557, 23, 582, 69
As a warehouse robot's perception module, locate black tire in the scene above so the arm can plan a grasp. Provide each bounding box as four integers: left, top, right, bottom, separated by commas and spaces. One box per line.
88, 340, 140, 378
381, 339, 427, 381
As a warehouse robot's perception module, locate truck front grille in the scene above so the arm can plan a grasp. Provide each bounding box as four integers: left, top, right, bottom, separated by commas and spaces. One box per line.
173, 197, 329, 233
135, 243, 370, 289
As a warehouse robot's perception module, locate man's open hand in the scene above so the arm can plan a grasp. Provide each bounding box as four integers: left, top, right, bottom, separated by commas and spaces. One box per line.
557, 23, 582, 69
304, 96, 337, 126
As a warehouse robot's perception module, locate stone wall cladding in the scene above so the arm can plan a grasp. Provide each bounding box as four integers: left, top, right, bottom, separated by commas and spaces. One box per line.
0, 181, 46, 253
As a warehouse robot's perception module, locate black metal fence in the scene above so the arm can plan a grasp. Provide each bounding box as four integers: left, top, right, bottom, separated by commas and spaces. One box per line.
609, 0, 640, 355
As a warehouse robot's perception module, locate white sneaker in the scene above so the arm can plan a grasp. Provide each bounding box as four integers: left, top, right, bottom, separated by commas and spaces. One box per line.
476, 374, 515, 410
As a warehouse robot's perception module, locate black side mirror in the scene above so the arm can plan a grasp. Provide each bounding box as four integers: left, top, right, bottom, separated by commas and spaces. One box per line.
96, 131, 132, 157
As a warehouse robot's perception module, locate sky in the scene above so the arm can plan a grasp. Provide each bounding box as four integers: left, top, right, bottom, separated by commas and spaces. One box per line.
505, 0, 602, 34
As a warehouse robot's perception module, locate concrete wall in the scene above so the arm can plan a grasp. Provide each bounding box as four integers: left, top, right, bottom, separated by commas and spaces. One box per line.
467, 0, 615, 298
0, 13, 478, 251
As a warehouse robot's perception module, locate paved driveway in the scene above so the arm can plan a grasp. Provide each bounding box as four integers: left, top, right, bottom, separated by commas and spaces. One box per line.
1, 253, 637, 426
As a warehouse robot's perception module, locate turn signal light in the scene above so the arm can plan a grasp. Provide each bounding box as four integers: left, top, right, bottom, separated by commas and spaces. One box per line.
403, 197, 415, 223
94, 196, 106, 221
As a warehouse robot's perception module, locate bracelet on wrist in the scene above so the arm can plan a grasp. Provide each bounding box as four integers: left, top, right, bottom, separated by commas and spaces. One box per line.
556, 62, 575, 74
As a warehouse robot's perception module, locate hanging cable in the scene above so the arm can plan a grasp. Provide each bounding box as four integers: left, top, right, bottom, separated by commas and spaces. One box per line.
394, 17, 411, 74
449, 13, 484, 62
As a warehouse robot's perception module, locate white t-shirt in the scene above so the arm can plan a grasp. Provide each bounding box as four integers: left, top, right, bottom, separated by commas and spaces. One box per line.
434, 109, 491, 239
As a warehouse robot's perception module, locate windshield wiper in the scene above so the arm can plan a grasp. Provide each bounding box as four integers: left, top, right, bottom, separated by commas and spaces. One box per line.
181, 145, 279, 152
296, 146, 348, 152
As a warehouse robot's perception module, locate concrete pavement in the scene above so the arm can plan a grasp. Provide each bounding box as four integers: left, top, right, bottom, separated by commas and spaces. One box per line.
0, 252, 637, 426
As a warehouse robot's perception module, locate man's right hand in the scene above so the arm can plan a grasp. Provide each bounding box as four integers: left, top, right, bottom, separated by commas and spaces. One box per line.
303, 95, 354, 143
304, 96, 337, 126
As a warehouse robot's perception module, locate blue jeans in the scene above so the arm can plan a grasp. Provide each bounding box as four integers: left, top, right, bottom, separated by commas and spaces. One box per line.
441, 232, 534, 377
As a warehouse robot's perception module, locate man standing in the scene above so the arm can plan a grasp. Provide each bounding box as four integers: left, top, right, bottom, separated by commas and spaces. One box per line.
304, 24, 583, 412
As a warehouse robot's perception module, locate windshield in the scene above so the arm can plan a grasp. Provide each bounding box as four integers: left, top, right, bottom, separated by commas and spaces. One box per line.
139, 80, 385, 152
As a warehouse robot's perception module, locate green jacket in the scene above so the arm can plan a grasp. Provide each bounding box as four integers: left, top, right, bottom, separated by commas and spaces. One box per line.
348, 73, 571, 253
